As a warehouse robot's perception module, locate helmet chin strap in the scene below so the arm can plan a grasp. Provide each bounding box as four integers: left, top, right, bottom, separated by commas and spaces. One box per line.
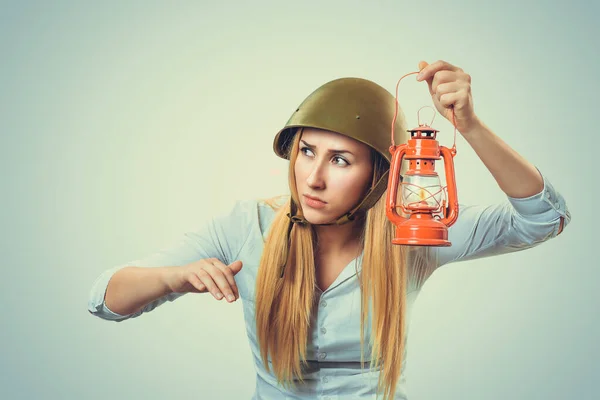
285, 170, 390, 226
280, 170, 391, 278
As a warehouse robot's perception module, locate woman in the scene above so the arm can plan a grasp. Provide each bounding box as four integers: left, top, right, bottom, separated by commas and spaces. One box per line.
88, 60, 571, 400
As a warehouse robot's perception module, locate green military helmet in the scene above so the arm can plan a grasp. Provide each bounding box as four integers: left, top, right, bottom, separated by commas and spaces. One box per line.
273, 77, 409, 226
273, 77, 407, 163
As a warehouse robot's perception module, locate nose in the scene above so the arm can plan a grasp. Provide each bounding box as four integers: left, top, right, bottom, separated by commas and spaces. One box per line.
306, 163, 326, 190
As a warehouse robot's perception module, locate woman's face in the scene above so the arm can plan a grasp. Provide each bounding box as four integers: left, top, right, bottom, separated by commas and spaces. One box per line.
294, 128, 373, 225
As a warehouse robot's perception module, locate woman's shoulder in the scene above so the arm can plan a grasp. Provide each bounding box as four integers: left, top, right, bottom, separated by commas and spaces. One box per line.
223, 195, 288, 215
256, 194, 289, 235
223, 195, 289, 237
256, 194, 289, 212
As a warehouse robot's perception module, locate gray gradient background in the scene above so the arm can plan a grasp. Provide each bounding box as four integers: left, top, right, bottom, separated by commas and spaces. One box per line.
2, 1, 597, 399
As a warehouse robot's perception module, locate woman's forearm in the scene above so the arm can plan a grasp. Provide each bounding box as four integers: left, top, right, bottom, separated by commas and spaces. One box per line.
460, 118, 544, 199
104, 266, 176, 316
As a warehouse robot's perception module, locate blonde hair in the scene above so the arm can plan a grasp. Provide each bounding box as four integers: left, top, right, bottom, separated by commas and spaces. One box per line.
256, 129, 408, 400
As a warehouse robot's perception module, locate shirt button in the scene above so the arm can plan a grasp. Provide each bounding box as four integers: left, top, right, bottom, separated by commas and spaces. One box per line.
320, 327, 327, 334
318, 352, 327, 360
323, 376, 329, 383
321, 300, 327, 307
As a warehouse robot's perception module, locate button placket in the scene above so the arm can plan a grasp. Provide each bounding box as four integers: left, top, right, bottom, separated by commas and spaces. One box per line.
317, 296, 328, 366
318, 303, 326, 333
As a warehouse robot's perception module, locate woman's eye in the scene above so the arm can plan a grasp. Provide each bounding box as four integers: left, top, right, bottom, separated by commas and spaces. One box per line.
332, 156, 349, 166
300, 147, 314, 157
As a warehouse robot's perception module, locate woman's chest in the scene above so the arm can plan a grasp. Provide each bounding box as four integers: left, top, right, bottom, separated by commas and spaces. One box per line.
238, 266, 374, 363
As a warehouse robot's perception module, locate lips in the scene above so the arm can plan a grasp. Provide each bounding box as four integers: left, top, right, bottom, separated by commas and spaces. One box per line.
304, 194, 326, 203
302, 194, 327, 209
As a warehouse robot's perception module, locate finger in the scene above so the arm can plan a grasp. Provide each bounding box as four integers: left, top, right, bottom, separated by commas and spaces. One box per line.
187, 273, 207, 293
197, 269, 224, 300
438, 93, 461, 126
435, 82, 462, 98
431, 71, 460, 95
417, 60, 460, 82
205, 262, 238, 302
439, 91, 459, 109
228, 260, 244, 275
211, 259, 242, 300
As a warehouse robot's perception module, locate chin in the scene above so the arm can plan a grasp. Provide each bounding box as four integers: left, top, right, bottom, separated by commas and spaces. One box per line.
304, 207, 350, 225
301, 209, 332, 225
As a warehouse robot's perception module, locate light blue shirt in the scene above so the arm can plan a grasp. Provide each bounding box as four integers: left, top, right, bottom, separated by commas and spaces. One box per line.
88, 168, 570, 399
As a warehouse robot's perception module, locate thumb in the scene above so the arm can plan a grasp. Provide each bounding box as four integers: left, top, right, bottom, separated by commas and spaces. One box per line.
228, 260, 243, 274
417, 60, 435, 96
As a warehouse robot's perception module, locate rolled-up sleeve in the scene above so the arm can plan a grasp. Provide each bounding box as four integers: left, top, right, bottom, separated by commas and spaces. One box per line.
87, 199, 256, 321
437, 168, 571, 267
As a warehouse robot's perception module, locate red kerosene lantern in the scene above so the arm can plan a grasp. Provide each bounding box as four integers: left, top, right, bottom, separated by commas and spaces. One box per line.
385, 115, 459, 246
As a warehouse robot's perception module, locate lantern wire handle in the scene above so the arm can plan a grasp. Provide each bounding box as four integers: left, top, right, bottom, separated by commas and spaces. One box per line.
391, 71, 458, 155
391, 71, 417, 147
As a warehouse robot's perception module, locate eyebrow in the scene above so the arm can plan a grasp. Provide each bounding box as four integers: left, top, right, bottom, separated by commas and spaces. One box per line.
300, 140, 354, 155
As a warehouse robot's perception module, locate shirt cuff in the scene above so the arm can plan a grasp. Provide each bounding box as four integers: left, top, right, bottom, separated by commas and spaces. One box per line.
506, 166, 569, 221
87, 265, 130, 321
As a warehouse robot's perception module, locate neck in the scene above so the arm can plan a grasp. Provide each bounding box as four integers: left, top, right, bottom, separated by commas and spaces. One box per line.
313, 218, 364, 256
